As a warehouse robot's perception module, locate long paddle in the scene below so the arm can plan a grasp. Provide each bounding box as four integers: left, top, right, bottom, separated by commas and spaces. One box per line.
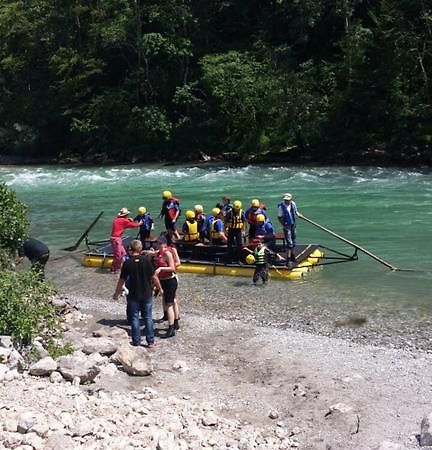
298, 214, 401, 271
63, 211, 104, 251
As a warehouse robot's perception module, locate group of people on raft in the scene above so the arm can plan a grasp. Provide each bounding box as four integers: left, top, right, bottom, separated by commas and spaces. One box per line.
110, 190, 301, 276
110, 190, 301, 347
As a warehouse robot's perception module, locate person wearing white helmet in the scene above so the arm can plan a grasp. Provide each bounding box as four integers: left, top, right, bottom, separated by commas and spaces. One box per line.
277, 193, 302, 268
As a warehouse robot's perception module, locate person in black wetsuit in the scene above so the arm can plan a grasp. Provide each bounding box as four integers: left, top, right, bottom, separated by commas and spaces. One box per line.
17, 238, 50, 278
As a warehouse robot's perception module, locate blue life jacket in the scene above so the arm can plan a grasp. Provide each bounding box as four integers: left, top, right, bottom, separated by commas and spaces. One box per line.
134, 213, 153, 231
278, 201, 297, 226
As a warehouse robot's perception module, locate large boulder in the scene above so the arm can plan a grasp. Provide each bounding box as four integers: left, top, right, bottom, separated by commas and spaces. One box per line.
113, 344, 153, 376
57, 355, 100, 383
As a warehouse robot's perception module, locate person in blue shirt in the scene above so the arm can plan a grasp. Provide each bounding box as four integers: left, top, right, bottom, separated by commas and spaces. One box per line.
254, 214, 276, 249
277, 192, 302, 267
209, 208, 227, 244
134, 206, 154, 244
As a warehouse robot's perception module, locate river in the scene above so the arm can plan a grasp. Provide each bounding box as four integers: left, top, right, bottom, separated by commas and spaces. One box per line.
1, 163, 432, 343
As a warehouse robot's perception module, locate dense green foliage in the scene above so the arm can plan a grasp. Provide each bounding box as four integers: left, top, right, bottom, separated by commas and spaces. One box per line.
0, 183, 65, 353
0, 270, 58, 345
0, 0, 431, 164
0, 181, 29, 267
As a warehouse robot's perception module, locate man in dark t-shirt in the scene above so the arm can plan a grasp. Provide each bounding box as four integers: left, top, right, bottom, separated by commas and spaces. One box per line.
17, 238, 50, 278
113, 240, 162, 347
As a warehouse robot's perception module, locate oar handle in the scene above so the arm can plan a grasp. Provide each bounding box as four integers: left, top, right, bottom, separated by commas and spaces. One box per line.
299, 214, 399, 271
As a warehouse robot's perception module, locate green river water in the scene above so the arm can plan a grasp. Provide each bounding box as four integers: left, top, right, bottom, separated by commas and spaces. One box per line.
1, 163, 432, 325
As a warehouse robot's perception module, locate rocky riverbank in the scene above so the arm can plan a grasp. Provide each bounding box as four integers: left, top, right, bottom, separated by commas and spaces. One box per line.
1, 282, 432, 450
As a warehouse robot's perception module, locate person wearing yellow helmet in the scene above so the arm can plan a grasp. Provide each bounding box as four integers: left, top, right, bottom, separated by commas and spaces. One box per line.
209, 208, 227, 244
244, 238, 285, 285
134, 206, 154, 244
253, 213, 276, 247
158, 190, 181, 240
194, 204, 206, 241
181, 210, 200, 244
245, 198, 268, 242
224, 199, 246, 263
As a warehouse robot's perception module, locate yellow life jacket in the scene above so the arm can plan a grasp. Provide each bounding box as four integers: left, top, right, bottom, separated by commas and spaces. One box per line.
183, 220, 199, 241
227, 209, 244, 229
211, 219, 223, 239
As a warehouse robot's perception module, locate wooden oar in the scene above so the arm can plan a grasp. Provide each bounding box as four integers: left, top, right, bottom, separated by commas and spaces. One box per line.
298, 214, 400, 271
63, 211, 104, 251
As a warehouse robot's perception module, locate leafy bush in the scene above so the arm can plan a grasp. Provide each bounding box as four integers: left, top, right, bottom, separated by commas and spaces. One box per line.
0, 181, 29, 266
0, 269, 59, 346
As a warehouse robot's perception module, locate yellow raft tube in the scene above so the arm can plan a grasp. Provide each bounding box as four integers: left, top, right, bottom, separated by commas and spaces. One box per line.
82, 249, 324, 281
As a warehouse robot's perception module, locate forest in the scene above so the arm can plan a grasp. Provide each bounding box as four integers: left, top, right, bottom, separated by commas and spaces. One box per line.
0, 0, 431, 165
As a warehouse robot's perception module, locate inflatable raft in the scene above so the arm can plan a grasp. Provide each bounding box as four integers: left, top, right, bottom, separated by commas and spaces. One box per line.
81, 239, 324, 280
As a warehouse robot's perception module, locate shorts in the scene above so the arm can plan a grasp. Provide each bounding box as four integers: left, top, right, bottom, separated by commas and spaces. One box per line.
160, 276, 178, 305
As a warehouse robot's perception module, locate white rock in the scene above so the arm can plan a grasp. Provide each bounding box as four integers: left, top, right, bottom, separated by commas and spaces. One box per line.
57, 355, 100, 383
3, 418, 18, 432
29, 357, 58, 376
4, 368, 19, 381
0, 336, 13, 348
8, 349, 24, 368
202, 412, 219, 426
376, 441, 404, 450
71, 420, 94, 437
114, 345, 153, 376
82, 337, 118, 355
49, 371, 64, 383
421, 413, 432, 446
45, 430, 75, 449
17, 412, 35, 434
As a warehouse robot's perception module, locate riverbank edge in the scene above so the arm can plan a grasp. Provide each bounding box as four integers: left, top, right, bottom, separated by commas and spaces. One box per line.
1, 144, 431, 168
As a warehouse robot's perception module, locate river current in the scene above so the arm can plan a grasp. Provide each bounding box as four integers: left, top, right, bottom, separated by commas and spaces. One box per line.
1, 164, 432, 328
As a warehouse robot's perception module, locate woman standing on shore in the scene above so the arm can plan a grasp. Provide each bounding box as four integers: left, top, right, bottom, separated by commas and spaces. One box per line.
154, 235, 179, 338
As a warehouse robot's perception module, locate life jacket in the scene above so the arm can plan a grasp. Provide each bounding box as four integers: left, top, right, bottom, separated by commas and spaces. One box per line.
183, 220, 199, 241
155, 248, 173, 279
278, 201, 297, 226
227, 209, 244, 229
246, 207, 267, 225
211, 219, 224, 239
162, 197, 181, 220
254, 246, 267, 265
195, 212, 206, 233
254, 222, 267, 236
136, 212, 153, 231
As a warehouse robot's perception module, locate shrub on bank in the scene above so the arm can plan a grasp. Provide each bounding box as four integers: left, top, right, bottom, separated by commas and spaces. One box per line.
0, 269, 59, 346
0, 181, 29, 268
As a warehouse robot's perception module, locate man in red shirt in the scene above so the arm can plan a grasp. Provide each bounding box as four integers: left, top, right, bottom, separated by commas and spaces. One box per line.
110, 207, 141, 273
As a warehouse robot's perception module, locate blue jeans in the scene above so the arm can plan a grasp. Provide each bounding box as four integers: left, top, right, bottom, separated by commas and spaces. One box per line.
283, 224, 296, 249
126, 298, 154, 345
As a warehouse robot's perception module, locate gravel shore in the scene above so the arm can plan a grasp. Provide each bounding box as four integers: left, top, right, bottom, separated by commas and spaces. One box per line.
36, 256, 432, 449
